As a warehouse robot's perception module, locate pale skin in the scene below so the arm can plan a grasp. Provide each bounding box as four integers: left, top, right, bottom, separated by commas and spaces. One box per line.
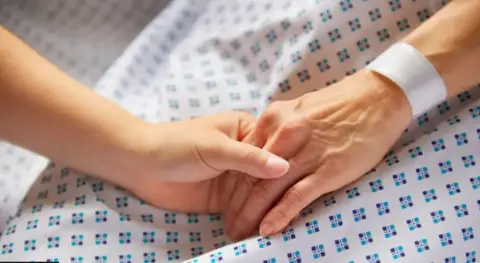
223, 0, 480, 240
0, 27, 290, 213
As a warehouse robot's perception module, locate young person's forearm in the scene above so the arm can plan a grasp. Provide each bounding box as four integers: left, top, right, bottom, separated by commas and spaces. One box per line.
403, 0, 480, 97
0, 27, 151, 183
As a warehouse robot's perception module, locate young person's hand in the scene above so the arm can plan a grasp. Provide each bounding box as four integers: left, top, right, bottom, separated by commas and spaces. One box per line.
122, 112, 289, 212
0, 28, 288, 213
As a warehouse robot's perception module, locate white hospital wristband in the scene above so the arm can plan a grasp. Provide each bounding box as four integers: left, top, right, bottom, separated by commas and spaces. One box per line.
366, 42, 447, 117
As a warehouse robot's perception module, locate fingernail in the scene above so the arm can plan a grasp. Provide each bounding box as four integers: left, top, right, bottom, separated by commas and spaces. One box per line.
260, 222, 274, 237
265, 154, 289, 176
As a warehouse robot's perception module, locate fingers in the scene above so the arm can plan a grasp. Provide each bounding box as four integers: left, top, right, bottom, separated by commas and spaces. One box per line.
226, 123, 312, 240
212, 111, 258, 138
259, 176, 321, 236
258, 154, 348, 237
222, 115, 275, 240
223, 101, 310, 240
222, 120, 267, 239
227, 172, 297, 240
214, 138, 289, 237
215, 139, 290, 179
223, 173, 257, 238
263, 120, 312, 159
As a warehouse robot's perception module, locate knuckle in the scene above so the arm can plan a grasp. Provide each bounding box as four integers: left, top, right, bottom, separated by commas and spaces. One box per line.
272, 188, 306, 222
274, 108, 310, 140
261, 101, 284, 124
323, 155, 344, 174
279, 121, 300, 134
259, 100, 305, 138
275, 205, 291, 221
259, 111, 278, 129
289, 155, 315, 173
284, 187, 305, 206
276, 119, 304, 139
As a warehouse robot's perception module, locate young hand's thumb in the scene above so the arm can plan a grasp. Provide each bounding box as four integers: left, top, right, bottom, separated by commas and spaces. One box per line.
212, 139, 290, 179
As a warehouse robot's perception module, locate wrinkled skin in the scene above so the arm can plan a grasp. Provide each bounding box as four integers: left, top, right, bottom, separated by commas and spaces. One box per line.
222, 70, 412, 240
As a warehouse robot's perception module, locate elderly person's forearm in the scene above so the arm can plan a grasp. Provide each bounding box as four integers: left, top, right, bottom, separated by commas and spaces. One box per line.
403, 0, 480, 96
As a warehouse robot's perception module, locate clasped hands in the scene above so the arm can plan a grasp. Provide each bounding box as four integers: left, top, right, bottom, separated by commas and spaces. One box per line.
122, 70, 412, 241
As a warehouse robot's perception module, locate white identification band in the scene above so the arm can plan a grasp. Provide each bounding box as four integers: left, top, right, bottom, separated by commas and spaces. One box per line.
366, 42, 447, 117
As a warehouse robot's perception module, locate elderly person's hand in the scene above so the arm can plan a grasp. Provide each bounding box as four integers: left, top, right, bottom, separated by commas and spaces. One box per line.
223, 69, 412, 240
224, 0, 480, 240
